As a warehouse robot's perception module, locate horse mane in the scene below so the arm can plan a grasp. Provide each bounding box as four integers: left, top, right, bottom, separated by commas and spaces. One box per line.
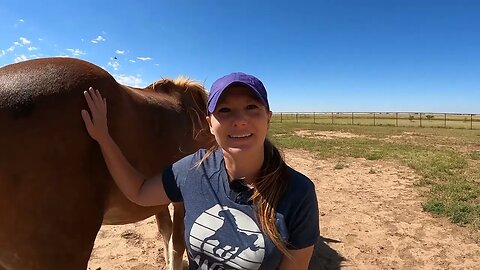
147, 76, 211, 147
147, 76, 204, 94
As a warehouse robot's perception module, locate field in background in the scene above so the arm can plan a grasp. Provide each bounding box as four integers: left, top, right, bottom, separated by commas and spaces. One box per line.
269, 122, 480, 237
272, 112, 480, 130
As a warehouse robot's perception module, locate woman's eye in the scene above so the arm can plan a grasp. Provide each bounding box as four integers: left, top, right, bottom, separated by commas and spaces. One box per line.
217, 107, 231, 113
246, 104, 259, 110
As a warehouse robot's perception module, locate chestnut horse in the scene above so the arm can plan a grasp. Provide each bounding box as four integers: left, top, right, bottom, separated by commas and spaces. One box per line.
0, 58, 213, 270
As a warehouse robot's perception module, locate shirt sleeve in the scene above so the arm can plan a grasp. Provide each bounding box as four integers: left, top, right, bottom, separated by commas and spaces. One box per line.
162, 153, 197, 202
287, 182, 320, 249
162, 165, 183, 202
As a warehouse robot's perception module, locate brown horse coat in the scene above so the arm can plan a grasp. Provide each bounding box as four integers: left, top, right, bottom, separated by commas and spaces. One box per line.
0, 57, 212, 270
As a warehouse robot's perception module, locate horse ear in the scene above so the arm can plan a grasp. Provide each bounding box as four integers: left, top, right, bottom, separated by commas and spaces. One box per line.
151, 79, 175, 93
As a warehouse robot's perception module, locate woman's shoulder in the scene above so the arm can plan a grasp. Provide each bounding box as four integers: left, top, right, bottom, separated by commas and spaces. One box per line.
285, 165, 315, 192
173, 148, 222, 170
173, 148, 205, 169
277, 165, 318, 217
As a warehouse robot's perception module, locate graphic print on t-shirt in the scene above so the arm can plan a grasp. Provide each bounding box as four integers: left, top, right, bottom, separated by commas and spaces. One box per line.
189, 204, 265, 269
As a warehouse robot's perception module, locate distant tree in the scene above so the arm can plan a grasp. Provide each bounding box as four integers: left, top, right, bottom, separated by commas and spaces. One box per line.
409, 115, 415, 121
426, 115, 434, 120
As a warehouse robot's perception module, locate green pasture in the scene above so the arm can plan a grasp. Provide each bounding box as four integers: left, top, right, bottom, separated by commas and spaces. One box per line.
271, 112, 480, 130
269, 122, 480, 238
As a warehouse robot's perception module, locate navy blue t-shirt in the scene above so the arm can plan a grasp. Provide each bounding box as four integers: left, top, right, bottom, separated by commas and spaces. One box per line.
163, 149, 319, 270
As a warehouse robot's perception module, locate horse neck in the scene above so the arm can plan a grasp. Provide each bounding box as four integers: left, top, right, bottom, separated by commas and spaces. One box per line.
115, 85, 209, 172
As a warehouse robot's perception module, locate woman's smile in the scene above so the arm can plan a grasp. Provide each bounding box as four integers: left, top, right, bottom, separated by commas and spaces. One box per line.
228, 133, 253, 139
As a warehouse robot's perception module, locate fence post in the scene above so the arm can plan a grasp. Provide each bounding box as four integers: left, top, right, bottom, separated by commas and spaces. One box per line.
396, 112, 398, 127
296, 113, 298, 123
471, 114, 474, 130
444, 113, 447, 128
331, 112, 334, 124
313, 112, 316, 124
351, 112, 354, 125
280, 112, 283, 123
420, 113, 422, 128
373, 112, 376, 126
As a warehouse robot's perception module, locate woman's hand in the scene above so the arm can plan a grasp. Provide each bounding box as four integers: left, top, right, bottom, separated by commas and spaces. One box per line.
81, 87, 110, 143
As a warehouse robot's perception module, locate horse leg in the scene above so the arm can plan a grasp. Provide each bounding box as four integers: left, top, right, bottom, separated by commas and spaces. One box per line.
155, 206, 173, 269
171, 202, 186, 270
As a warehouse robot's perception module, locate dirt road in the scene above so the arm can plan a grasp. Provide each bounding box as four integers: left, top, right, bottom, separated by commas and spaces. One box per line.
88, 149, 480, 270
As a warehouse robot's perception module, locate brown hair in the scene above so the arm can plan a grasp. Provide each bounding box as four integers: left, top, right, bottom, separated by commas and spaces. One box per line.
252, 139, 291, 258
197, 139, 292, 259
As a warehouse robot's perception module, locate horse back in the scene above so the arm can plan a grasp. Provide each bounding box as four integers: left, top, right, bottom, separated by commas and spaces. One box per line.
0, 57, 122, 269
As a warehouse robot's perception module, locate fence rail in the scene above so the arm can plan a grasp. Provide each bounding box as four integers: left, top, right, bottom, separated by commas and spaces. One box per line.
271, 112, 480, 130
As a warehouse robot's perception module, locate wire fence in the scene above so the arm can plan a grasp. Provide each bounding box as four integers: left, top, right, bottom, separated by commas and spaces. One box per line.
271, 112, 480, 130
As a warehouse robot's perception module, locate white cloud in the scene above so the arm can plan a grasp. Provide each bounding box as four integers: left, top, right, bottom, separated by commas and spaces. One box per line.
0, 50, 5, 57
136, 57, 152, 61
81, 38, 85, 42
38, 38, 43, 41
108, 60, 120, 70
27, 46, 38, 51
154, 63, 160, 66
19, 37, 31, 45
19, 19, 24, 23
115, 50, 125, 55
129, 59, 136, 63
9, 37, 31, 52
91, 35, 106, 44
14, 55, 28, 63
114, 74, 143, 87
66, 48, 86, 56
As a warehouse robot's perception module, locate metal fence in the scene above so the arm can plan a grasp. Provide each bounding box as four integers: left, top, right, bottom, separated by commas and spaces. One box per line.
271, 112, 480, 130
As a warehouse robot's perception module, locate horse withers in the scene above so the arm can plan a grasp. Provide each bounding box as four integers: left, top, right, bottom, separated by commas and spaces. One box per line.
0, 57, 213, 270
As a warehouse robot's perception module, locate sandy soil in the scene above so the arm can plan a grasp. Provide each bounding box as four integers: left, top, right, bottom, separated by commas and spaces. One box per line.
87, 149, 480, 270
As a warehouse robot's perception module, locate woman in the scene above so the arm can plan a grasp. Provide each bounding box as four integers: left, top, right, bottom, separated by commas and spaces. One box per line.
81, 72, 319, 269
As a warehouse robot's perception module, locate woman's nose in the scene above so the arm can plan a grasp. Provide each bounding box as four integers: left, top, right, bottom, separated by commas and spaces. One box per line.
231, 111, 247, 126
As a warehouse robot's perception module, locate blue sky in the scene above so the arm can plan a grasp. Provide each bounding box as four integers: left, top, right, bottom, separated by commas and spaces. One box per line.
1, 0, 479, 113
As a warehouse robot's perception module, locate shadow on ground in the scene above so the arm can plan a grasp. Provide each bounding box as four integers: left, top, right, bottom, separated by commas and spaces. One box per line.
308, 236, 346, 270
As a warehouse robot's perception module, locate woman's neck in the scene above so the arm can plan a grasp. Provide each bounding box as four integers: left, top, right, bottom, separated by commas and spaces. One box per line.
222, 148, 264, 185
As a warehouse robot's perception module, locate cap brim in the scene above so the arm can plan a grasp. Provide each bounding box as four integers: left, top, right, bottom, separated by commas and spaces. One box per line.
207, 81, 267, 113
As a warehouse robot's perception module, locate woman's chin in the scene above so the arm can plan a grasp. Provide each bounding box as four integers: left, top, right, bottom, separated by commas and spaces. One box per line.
223, 143, 265, 156
226, 146, 249, 154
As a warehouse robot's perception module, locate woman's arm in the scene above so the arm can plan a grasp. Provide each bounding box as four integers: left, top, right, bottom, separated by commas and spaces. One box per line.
278, 245, 314, 270
81, 87, 171, 206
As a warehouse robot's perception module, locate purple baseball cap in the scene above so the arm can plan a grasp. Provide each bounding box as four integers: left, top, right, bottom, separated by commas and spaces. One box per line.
207, 72, 270, 114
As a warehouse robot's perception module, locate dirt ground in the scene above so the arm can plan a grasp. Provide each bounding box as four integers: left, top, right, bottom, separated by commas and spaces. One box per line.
87, 149, 480, 270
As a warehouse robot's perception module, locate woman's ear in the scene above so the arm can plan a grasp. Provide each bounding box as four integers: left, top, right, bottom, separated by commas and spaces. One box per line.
206, 115, 214, 135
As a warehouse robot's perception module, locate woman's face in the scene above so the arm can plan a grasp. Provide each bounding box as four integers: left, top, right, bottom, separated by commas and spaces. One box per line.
206, 85, 272, 156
